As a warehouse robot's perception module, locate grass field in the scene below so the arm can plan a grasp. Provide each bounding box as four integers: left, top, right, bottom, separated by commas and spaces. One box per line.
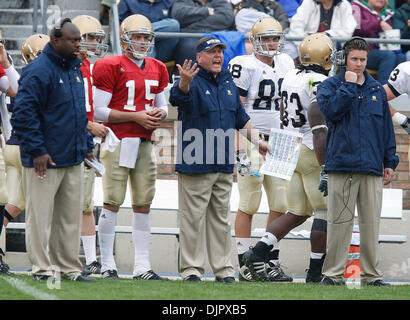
1, 274, 408, 319
1, 274, 409, 301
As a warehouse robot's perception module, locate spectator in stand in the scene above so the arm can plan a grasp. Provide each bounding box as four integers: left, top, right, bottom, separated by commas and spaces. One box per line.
234, 0, 290, 54
118, 0, 180, 63
393, 0, 410, 60
397, 0, 407, 8
100, 0, 112, 25
276, 0, 303, 18
286, 0, 356, 62
351, 0, 406, 84
170, 0, 234, 66
235, 2, 272, 35
386, 0, 397, 11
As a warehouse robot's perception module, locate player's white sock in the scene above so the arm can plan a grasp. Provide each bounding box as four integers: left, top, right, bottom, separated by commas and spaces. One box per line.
236, 237, 251, 255
98, 208, 117, 272
273, 240, 280, 251
310, 252, 325, 260
260, 232, 278, 248
132, 212, 151, 276
81, 235, 96, 265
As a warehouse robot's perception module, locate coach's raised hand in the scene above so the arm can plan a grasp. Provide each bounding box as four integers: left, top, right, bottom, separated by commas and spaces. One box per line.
176, 59, 199, 94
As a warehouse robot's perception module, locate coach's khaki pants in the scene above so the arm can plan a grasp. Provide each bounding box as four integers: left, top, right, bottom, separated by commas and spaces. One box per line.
178, 172, 235, 279
23, 164, 84, 279
322, 172, 383, 285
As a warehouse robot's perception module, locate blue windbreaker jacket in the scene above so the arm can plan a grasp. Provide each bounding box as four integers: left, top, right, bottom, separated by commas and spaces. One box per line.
11, 43, 93, 168
317, 69, 399, 175
169, 66, 250, 174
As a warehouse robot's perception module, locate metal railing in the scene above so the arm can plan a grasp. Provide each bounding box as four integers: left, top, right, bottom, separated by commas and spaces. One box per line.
32, 0, 48, 34
30, 1, 410, 53
156, 32, 410, 46
109, 0, 122, 55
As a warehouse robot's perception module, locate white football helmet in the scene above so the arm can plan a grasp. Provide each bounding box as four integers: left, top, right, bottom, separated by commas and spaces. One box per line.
120, 14, 155, 59
72, 15, 108, 58
251, 17, 284, 57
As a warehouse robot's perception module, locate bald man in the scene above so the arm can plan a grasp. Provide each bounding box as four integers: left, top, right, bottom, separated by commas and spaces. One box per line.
11, 19, 95, 282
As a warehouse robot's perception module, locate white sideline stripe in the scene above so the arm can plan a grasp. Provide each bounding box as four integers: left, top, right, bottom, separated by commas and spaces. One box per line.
0, 276, 59, 300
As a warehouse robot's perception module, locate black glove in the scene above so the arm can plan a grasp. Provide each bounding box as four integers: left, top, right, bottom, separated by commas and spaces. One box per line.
318, 165, 328, 197
400, 116, 410, 135
236, 150, 252, 176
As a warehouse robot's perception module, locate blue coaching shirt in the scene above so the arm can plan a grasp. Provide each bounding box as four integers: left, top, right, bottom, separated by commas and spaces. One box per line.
169, 65, 250, 174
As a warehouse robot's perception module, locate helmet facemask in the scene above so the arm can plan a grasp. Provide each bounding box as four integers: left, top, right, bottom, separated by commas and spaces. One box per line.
22, 45, 42, 64
251, 31, 284, 57
79, 29, 108, 58
122, 29, 155, 60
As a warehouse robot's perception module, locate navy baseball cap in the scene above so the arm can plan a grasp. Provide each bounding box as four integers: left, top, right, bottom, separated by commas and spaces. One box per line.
196, 37, 227, 53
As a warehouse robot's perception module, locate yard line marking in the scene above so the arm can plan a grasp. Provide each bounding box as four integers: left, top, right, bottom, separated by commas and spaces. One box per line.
0, 276, 60, 300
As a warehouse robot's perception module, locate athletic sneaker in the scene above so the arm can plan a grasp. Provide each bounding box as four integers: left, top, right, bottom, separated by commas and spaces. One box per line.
215, 276, 236, 284
83, 261, 102, 275
242, 248, 269, 281
183, 274, 201, 282
266, 262, 293, 282
32, 274, 54, 281
72, 274, 97, 282
133, 270, 168, 280
0, 250, 12, 275
101, 269, 119, 279
238, 265, 255, 282
305, 271, 323, 283
320, 276, 343, 286
305, 254, 326, 283
367, 279, 391, 287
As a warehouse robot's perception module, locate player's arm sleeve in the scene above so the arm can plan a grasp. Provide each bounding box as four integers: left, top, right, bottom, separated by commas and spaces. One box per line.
387, 65, 406, 97
386, 64, 410, 125
229, 59, 250, 97
92, 59, 117, 122
0, 75, 9, 92
11, 71, 48, 158
154, 91, 168, 116
4, 65, 20, 93
93, 87, 113, 122
151, 63, 171, 115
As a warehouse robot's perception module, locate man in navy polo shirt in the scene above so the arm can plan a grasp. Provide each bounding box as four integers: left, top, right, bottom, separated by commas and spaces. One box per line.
169, 36, 270, 283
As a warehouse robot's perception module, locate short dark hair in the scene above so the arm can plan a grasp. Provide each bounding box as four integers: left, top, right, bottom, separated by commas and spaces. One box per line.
344, 37, 370, 57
